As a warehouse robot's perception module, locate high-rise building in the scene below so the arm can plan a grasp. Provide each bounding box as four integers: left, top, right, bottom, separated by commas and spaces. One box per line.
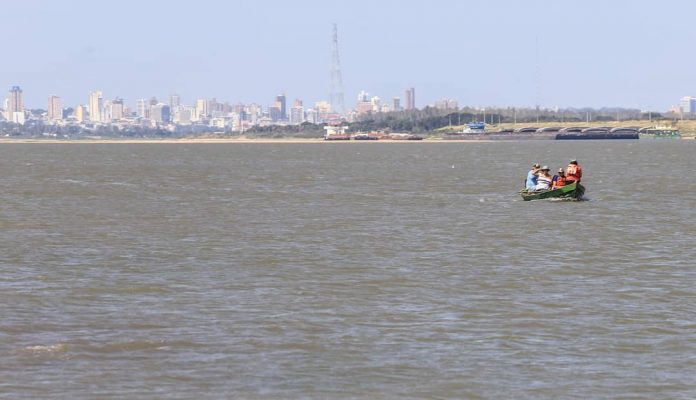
150, 103, 171, 124
393, 97, 401, 112
75, 105, 87, 122
370, 96, 381, 113
111, 98, 125, 120
48, 95, 62, 121
356, 91, 372, 114
290, 99, 305, 125
314, 101, 331, 115
174, 106, 194, 124
8, 86, 24, 123
679, 96, 696, 114
269, 105, 282, 122
405, 87, 415, 110
276, 93, 287, 120
169, 94, 181, 108
357, 90, 369, 103
305, 108, 318, 124
248, 103, 261, 125
434, 98, 458, 110
136, 99, 148, 118
89, 91, 103, 122
196, 99, 208, 119
102, 100, 113, 121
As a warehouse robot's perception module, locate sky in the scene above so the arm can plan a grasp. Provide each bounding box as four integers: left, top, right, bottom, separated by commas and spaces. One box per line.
2, 0, 695, 111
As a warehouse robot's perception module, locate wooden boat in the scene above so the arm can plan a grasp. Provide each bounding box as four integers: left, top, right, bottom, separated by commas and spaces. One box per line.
520, 181, 585, 201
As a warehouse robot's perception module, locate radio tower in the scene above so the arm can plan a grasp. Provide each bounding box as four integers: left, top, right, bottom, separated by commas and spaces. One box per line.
329, 23, 345, 115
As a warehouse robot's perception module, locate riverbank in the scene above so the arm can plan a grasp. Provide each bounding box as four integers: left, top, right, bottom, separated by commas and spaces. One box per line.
0, 137, 498, 144
1, 136, 692, 144
438, 119, 696, 137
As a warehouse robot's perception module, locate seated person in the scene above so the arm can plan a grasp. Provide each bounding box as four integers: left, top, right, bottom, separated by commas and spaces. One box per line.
552, 168, 567, 188
534, 166, 552, 191
565, 159, 582, 183
525, 163, 540, 190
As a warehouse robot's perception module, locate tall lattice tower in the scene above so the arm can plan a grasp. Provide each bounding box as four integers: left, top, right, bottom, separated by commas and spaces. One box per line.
329, 23, 345, 115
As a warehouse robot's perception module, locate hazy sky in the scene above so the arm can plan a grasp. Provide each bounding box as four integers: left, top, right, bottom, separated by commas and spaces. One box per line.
3, 0, 694, 111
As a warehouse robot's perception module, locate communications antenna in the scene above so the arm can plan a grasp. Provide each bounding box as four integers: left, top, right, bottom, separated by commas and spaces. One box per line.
329, 23, 345, 115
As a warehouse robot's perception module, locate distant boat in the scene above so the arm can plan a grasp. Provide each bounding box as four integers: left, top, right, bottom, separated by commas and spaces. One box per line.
324, 125, 350, 140
388, 133, 423, 140
638, 126, 681, 138
467, 121, 485, 131
520, 182, 585, 201
352, 133, 379, 140
556, 128, 638, 140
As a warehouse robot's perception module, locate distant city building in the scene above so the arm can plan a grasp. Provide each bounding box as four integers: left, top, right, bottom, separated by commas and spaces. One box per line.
48, 95, 62, 121
102, 100, 113, 121
89, 91, 103, 122
405, 87, 415, 110
136, 99, 148, 118
356, 101, 373, 115
173, 106, 194, 124
269, 105, 282, 122
111, 98, 125, 120
370, 96, 381, 113
8, 86, 24, 113
8, 86, 24, 123
393, 97, 401, 112
679, 96, 696, 114
275, 93, 287, 120
208, 98, 224, 116
314, 101, 331, 114
75, 105, 87, 123
305, 108, 318, 124
356, 90, 372, 114
169, 94, 181, 109
357, 90, 369, 103
150, 103, 171, 124
434, 98, 458, 110
196, 99, 208, 119
290, 99, 305, 124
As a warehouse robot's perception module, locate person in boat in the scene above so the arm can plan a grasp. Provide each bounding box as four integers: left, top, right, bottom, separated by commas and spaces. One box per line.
552, 168, 567, 189
525, 163, 540, 190
534, 166, 553, 191
565, 159, 583, 184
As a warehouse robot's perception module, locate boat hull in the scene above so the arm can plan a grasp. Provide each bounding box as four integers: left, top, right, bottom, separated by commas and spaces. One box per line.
520, 182, 585, 201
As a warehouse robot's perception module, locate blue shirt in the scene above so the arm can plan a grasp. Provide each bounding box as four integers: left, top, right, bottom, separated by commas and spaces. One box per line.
525, 170, 538, 189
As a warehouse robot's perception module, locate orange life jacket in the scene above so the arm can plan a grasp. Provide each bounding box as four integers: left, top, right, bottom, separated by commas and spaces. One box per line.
553, 175, 567, 188
566, 164, 582, 182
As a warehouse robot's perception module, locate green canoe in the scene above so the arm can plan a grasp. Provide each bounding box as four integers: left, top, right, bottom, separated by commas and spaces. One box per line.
520, 182, 585, 201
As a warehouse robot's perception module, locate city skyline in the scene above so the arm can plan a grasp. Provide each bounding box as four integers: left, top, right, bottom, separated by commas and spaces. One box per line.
2, 0, 696, 110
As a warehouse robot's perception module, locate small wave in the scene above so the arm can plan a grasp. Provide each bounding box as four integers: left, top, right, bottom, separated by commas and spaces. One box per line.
24, 343, 68, 354
105, 181, 137, 187
58, 179, 90, 186
86, 340, 201, 353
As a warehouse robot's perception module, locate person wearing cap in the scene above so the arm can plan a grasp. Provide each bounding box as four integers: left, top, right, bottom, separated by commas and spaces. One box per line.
552, 168, 567, 188
534, 166, 553, 190
525, 163, 540, 190
565, 159, 583, 184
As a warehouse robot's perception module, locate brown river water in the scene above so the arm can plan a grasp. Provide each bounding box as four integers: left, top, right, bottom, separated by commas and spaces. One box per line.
0, 141, 694, 399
